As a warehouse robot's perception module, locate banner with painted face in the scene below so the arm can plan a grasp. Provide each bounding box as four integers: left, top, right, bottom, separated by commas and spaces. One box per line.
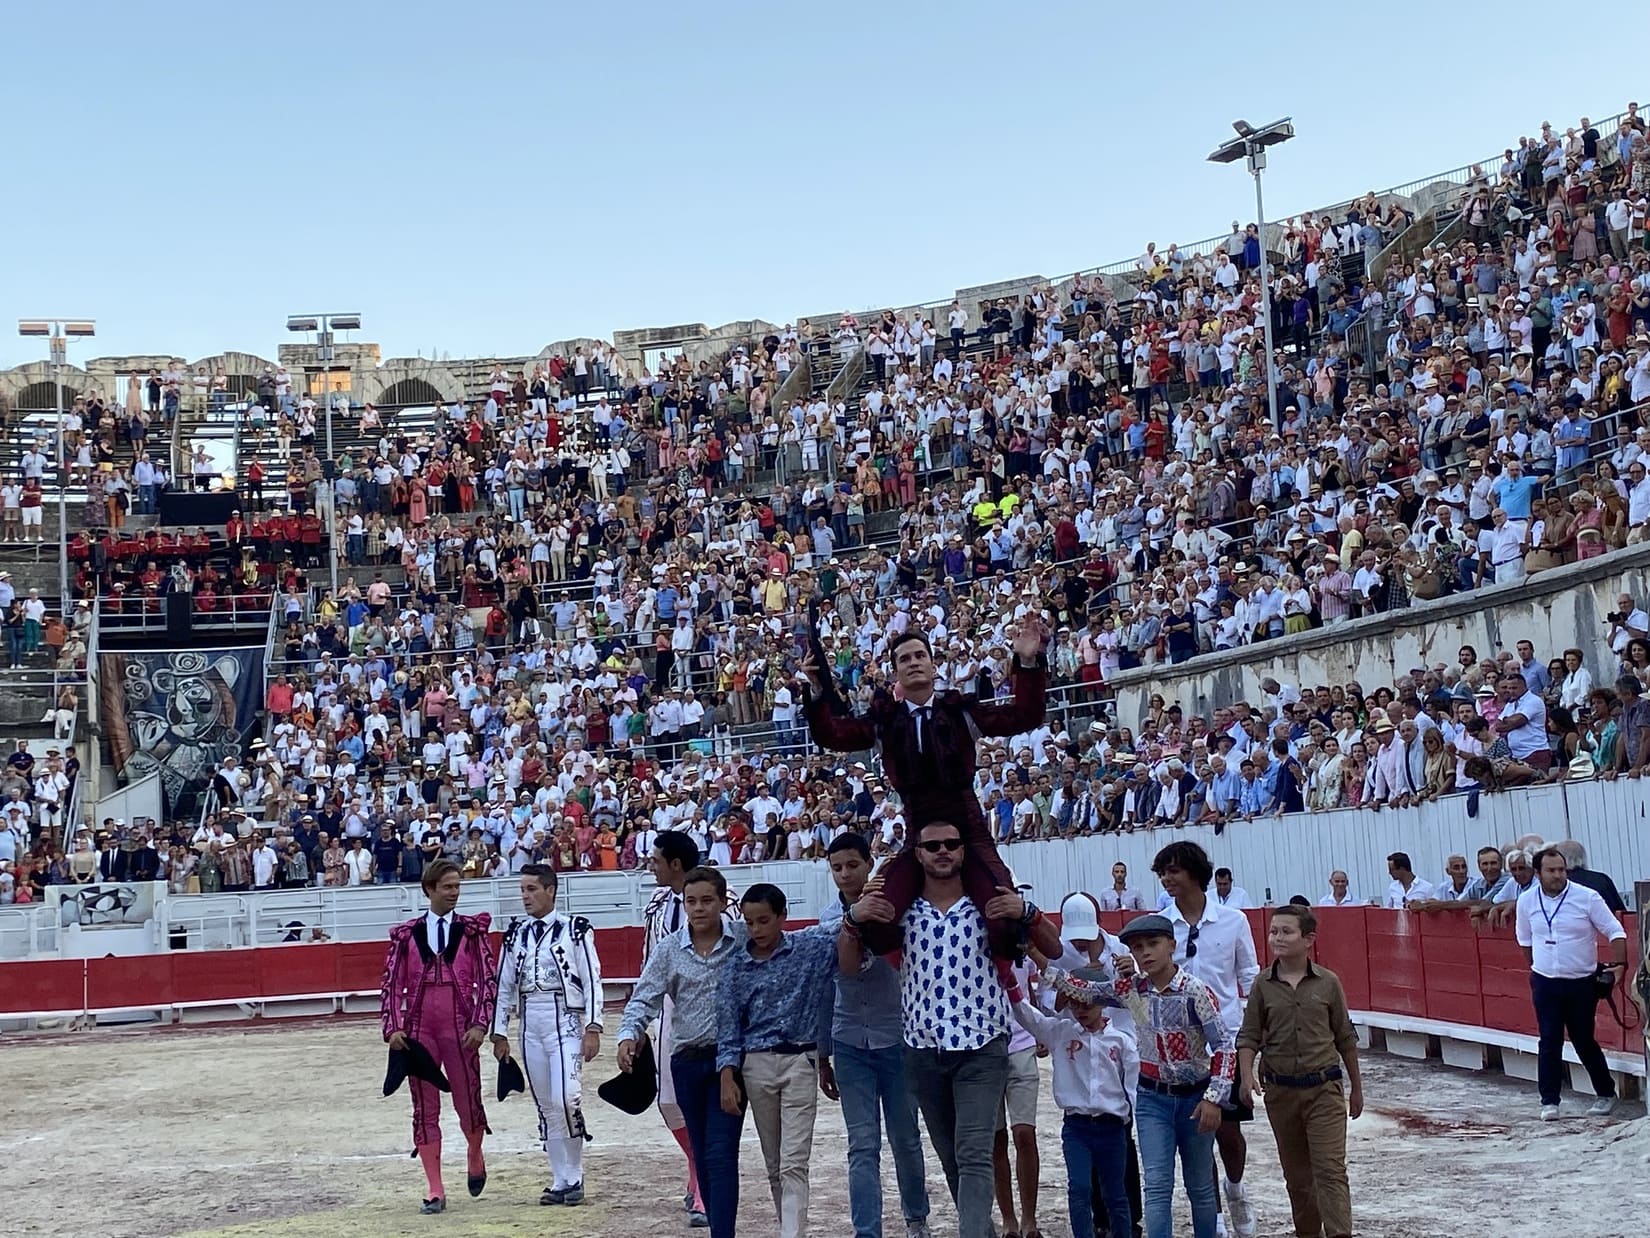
99, 647, 265, 816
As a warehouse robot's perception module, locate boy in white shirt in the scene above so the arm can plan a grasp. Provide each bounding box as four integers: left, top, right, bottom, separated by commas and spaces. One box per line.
1007, 968, 1139, 1238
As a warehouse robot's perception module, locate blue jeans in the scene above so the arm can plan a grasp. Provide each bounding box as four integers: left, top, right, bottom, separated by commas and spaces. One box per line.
671, 1051, 745, 1238
834, 1042, 929, 1238
1135, 1086, 1217, 1238
1062, 1114, 1134, 1238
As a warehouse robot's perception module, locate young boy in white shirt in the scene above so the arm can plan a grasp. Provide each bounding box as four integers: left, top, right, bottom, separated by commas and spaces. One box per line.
1007, 967, 1139, 1238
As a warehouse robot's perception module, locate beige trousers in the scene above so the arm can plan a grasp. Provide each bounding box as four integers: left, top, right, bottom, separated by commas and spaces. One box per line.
741, 1049, 820, 1238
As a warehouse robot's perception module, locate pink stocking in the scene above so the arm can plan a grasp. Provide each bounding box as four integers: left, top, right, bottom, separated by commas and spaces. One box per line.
465, 1129, 485, 1178
417, 1143, 444, 1200
671, 1125, 703, 1210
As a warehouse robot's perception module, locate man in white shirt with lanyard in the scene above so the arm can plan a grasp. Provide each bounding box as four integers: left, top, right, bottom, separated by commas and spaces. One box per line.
1515, 846, 1626, 1120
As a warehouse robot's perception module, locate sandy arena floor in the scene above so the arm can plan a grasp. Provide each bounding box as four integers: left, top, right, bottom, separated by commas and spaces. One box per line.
3, 1014, 1644, 1238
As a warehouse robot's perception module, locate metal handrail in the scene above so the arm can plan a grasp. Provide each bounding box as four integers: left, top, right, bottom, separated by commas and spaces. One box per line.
96, 590, 277, 634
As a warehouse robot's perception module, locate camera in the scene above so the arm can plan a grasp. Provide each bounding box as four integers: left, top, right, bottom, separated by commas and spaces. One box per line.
1607, 611, 1628, 625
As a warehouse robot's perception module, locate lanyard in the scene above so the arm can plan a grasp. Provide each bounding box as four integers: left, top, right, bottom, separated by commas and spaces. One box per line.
1535, 887, 1569, 940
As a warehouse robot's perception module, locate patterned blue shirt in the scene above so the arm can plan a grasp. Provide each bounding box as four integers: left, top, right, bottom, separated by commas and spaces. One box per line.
899, 895, 1011, 1051
818, 898, 904, 1054
715, 925, 838, 1070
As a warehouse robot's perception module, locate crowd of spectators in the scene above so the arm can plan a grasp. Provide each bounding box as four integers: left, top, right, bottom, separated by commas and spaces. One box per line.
0, 738, 82, 904
14, 105, 1650, 899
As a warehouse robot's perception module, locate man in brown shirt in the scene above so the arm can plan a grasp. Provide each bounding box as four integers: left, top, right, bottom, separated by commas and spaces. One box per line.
1236, 905, 1363, 1238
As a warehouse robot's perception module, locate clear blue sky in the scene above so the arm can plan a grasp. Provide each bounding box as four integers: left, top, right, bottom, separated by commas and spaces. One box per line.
1, 1, 1618, 369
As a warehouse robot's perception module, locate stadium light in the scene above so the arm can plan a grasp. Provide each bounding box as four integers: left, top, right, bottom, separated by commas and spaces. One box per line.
17, 317, 96, 604
285, 312, 362, 591
1208, 118, 1294, 429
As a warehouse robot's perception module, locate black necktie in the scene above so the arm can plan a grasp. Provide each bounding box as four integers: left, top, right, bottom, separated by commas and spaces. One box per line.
532, 919, 547, 946
669, 896, 682, 934
436, 917, 446, 954
914, 705, 932, 754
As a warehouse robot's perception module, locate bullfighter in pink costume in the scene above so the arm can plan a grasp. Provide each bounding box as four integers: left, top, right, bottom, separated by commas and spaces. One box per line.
381, 858, 500, 1215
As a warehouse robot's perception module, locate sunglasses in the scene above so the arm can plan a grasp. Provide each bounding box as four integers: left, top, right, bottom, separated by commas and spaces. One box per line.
918, 837, 964, 854
1185, 921, 1201, 960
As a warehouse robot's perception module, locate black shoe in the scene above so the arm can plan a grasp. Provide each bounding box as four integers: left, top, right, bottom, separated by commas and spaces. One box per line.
467, 1171, 486, 1198
541, 1186, 566, 1206
562, 1182, 584, 1206
419, 1197, 445, 1215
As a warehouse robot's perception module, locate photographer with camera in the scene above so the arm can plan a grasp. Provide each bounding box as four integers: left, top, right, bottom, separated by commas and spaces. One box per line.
1606, 592, 1650, 663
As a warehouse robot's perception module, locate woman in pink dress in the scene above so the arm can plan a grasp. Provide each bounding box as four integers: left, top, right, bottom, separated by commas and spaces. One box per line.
381, 859, 499, 1214
408, 480, 428, 528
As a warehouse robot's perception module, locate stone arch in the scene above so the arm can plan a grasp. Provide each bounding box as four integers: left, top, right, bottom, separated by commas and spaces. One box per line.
359, 362, 465, 407
0, 360, 93, 412
378, 378, 447, 407
193, 351, 279, 400
16, 380, 81, 410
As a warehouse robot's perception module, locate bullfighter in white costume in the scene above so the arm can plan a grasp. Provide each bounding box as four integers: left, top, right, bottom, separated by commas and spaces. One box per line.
491, 863, 604, 1206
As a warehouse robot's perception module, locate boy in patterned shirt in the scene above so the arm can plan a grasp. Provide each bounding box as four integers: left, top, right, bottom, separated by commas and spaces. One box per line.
1046, 914, 1234, 1238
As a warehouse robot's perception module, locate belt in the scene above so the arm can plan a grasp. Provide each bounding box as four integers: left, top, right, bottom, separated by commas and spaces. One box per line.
1263, 1065, 1343, 1089
1138, 1076, 1210, 1098
752, 1042, 815, 1056
1064, 1111, 1127, 1127
672, 1043, 718, 1062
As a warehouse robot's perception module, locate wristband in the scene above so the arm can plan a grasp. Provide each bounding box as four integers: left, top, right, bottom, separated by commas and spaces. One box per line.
1020, 900, 1040, 927
842, 902, 859, 928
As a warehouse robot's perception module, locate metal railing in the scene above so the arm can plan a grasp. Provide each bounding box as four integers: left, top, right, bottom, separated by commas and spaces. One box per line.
97, 590, 278, 634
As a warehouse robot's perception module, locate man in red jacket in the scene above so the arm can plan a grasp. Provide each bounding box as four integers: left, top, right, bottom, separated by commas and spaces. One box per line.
801, 617, 1061, 962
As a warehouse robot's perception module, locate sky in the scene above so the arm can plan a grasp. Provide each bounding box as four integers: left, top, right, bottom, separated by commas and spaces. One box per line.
0, 1, 1623, 370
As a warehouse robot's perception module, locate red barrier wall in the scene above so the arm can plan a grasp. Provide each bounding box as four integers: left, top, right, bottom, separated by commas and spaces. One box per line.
3, 914, 1639, 1059
0, 959, 84, 1015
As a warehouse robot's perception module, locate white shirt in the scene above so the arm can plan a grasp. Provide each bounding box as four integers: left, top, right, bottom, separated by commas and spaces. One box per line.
1011, 1000, 1139, 1119
1098, 886, 1145, 911
1502, 690, 1548, 760
1385, 876, 1437, 908
1515, 880, 1625, 979
1163, 897, 1259, 1036
1215, 886, 1251, 910
425, 910, 454, 954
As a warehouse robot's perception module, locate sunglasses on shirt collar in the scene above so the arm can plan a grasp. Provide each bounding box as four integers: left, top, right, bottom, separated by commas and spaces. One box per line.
1184, 921, 1201, 959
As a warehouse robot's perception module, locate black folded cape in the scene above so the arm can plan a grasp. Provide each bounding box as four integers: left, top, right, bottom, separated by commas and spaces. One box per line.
596, 1036, 658, 1115
497, 1054, 526, 1101
384, 1038, 451, 1096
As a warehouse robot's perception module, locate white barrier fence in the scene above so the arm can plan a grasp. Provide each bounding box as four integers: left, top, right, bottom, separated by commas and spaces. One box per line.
2, 778, 1641, 963
999, 778, 1646, 911
0, 861, 836, 961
